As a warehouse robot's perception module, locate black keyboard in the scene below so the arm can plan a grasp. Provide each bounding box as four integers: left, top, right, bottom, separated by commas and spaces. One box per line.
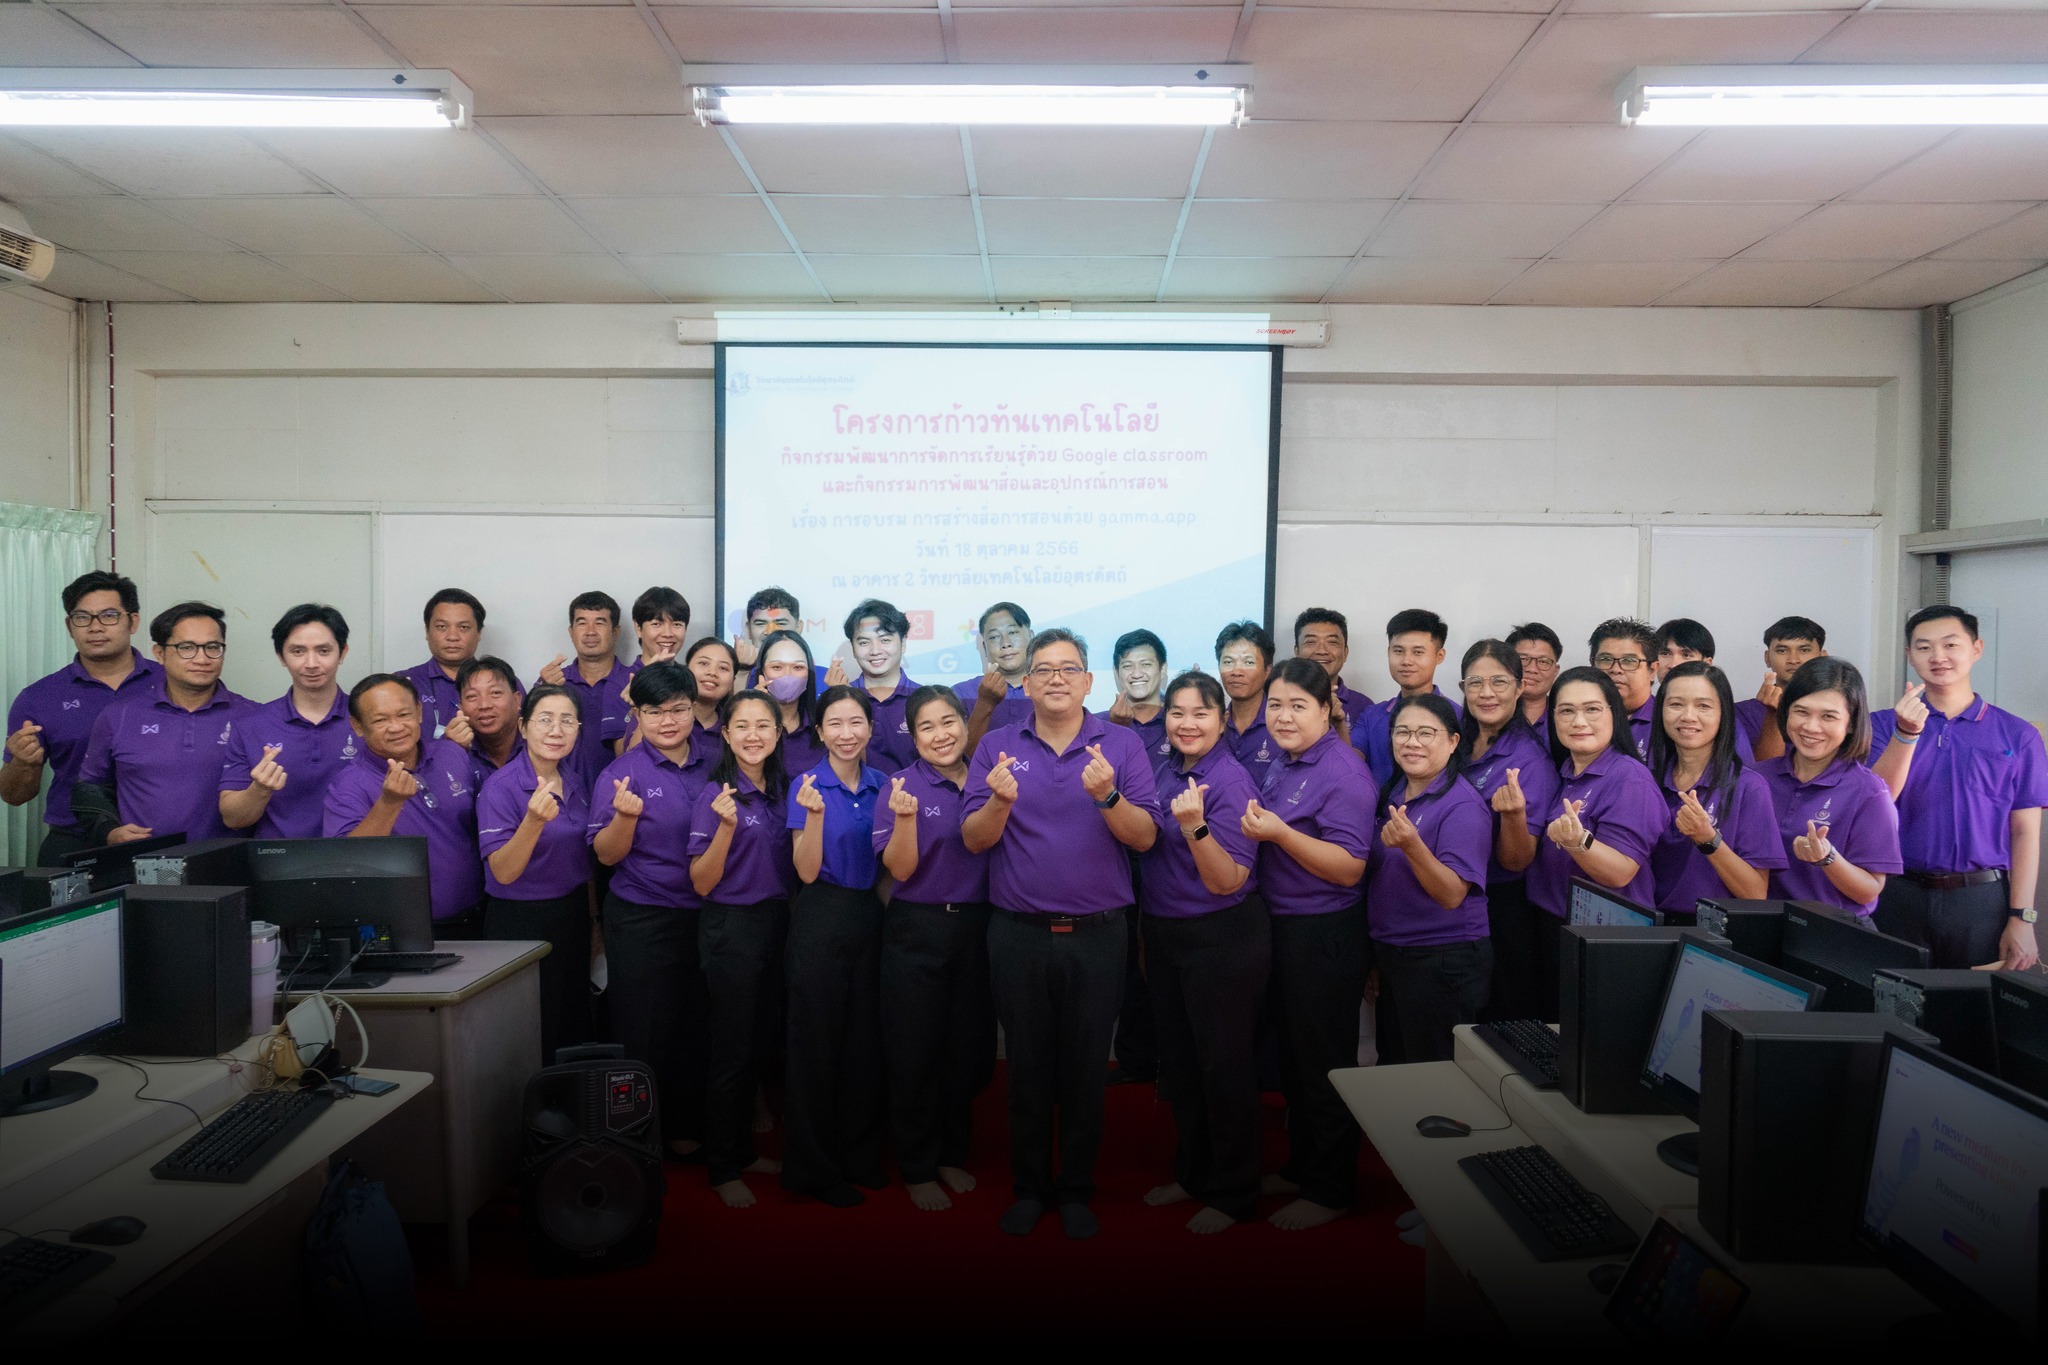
0, 1236, 115, 1320
1473, 1018, 1563, 1088
151, 1088, 335, 1184
1459, 1145, 1638, 1262
357, 950, 461, 974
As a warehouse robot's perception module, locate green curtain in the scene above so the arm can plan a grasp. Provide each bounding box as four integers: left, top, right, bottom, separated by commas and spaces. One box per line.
0, 502, 101, 865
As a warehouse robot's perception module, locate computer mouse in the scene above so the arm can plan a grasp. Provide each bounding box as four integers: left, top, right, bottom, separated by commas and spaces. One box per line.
1414, 1114, 1472, 1138
1587, 1262, 1628, 1296
70, 1215, 146, 1247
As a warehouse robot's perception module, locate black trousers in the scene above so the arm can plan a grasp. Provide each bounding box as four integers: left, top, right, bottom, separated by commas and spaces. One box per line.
1146, 897, 1271, 1221
1374, 937, 1494, 1065
988, 905, 1128, 1206
1480, 878, 1542, 1023
1875, 876, 2008, 969
782, 882, 887, 1195
36, 826, 92, 866
485, 888, 591, 1067
881, 897, 995, 1185
433, 902, 487, 941
601, 891, 709, 1146
699, 897, 789, 1186
1112, 900, 1158, 1079
1269, 902, 1369, 1211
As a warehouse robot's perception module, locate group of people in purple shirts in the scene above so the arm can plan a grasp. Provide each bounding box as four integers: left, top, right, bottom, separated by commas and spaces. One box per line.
6, 570, 2044, 1242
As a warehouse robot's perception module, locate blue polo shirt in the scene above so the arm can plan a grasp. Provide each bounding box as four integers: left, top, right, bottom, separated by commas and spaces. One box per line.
5, 650, 160, 831
787, 759, 886, 890
219, 690, 359, 839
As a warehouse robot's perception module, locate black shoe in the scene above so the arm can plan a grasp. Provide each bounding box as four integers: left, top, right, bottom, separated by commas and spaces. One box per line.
1059, 1203, 1101, 1240
999, 1199, 1046, 1236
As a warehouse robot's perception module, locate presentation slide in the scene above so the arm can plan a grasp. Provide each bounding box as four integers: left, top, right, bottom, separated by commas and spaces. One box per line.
719, 344, 1278, 712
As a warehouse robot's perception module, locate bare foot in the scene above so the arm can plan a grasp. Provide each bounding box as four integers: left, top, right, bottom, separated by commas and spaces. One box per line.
1268, 1198, 1344, 1231
938, 1166, 976, 1193
665, 1138, 701, 1160
1260, 1173, 1301, 1196
714, 1179, 756, 1209
744, 1156, 782, 1175
1187, 1206, 1237, 1235
753, 1090, 774, 1134
907, 1181, 953, 1211
1145, 1182, 1193, 1207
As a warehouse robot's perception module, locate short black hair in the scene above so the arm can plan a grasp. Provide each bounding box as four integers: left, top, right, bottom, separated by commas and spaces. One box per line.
520, 683, 583, 726
1650, 661, 1741, 795
627, 660, 696, 709
1163, 669, 1225, 713
844, 598, 911, 641
423, 588, 485, 631
271, 602, 349, 654
63, 570, 139, 616
905, 683, 967, 735
1905, 603, 1980, 643
1387, 608, 1447, 646
978, 601, 1030, 635
1653, 617, 1715, 659
150, 601, 225, 646
1779, 657, 1873, 764
745, 586, 799, 621
815, 683, 876, 734
1763, 615, 1826, 648
1506, 622, 1562, 659
1267, 656, 1334, 709
632, 586, 691, 628
1026, 628, 1087, 670
455, 655, 521, 697
1113, 628, 1166, 670
686, 636, 738, 672
1545, 665, 1641, 769
1293, 607, 1347, 643
1214, 620, 1274, 667
347, 672, 419, 723
569, 591, 621, 627
1588, 616, 1656, 661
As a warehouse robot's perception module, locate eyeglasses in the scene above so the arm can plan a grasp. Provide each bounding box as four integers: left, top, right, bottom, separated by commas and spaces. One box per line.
1516, 654, 1558, 672
1460, 675, 1517, 694
1391, 726, 1445, 744
67, 608, 127, 628
166, 641, 226, 659
1028, 664, 1086, 680
637, 704, 694, 720
1593, 654, 1648, 672
530, 715, 581, 732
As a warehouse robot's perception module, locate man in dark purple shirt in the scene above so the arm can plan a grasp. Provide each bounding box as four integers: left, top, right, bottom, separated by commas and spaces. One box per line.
1733, 615, 1827, 762
456, 656, 525, 784
1352, 608, 1463, 786
957, 601, 1035, 750
401, 588, 496, 740
962, 628, 1159, 1240
3, 570, 160, 863
536, 591, 633, 794
842, 598, 922, 772
1591, 617, 1659, 762
1216, 620, 1282, 790
1293, 608, 1372, 742
220, 603, 358, 840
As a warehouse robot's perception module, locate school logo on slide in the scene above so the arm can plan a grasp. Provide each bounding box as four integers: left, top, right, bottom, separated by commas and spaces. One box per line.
726, 370, 752, 396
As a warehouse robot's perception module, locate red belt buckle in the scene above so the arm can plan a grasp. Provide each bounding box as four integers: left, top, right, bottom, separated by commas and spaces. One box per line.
1050, 917, 1074, 934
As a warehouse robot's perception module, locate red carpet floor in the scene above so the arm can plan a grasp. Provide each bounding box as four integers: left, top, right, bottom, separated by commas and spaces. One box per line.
412, 1065, 1424, 1338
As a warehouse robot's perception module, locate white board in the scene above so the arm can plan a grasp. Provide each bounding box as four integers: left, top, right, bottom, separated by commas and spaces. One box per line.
1952, 545, 2048, 727
1647, 525, 1876, 690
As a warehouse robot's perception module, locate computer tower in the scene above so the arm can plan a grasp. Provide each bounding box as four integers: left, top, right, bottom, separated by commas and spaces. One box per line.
1991, 972, 2048, 1101
1559, 926, 1697, 1115
1697, 1011, 1935, 1263
132, 836, 251, 888
0, 866, 93, 913
1694, 898, 1786, 964
1873, 968, 1998, 1074
113, 883, 253, 1056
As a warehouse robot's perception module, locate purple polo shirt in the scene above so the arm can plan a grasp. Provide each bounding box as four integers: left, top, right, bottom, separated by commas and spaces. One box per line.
587, 739, 713, 910
1628, 697, 1656, 762
962, 709, 1159, 916
400, 659, 465, 738
687, 770, 796, 904
219, 691, 358, 839
689, 722, 724, 767
1649, 765, 1787, 915
468, 735, 526, 788
953, 676, 1033, 730
1140, 740, 1261, 919
1734, 698, 1771, 755
1367, 770, 1492, 948
5, 650, 160, 831
1760, 755, 1903, 917
1333, 678, 1375, 731
1870, 696, 2048, 874
1463, 722, 1560, 886
1256, 728, 1378, 916
558, 657, 633, 795
780, 726, 826, 779
1226, 708, 1283, 791
477, 753, 593, 901
1352, 685, 1464, 788
858, 674, 922, 772
871, 759, 989, 904
77, 678, 252, 843
1527, 748, 1666, 918
787, 760, 885, 890
322, 740, 483, 919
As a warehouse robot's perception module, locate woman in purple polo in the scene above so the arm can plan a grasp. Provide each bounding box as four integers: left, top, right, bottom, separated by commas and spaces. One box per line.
1457, 639, 1557, 1023
874, 685, 993, 1213
685, 637, 737, 764
1368, 693, 1494, 1064
1648, 662, 1785, 915
688, 688, 797, 1209
750, 628, 825, 776
1759, 658, 1902, 917
1243, 657, 1376, 1233
477, 683, 595, 1065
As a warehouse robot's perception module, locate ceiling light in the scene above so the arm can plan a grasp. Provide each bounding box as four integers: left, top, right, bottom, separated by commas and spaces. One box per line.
1620, 65, 2048, 126
688, 64, 1250, 128
0, 68, 472, 129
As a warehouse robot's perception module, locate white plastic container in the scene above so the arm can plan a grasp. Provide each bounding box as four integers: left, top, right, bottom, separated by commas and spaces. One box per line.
250, 919, 281, 1034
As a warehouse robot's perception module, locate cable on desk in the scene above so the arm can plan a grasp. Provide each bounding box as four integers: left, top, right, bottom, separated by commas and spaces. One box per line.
94, 1055, 205, 1132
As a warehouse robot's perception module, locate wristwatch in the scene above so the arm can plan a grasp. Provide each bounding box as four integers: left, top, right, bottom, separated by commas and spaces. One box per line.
1693, 832, 1723, 856
1094, 790, 1122, 811
2012, 905, 2040, 924
1818, 849, 1837, 868
1578, 829, 1595, 852
1190, 823, 1211, 842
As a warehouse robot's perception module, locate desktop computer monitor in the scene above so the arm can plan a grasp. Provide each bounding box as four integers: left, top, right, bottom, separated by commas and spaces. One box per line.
244, 837, 435, 956
1778, 902, 1930, 1013
1860, 1035, 2047, 1339
1992, 973, 2048, 1102
1641, 934, 1824, 1173
0, 890, 126, 1117
64, 831, 188, 891
1570, 877, 1662, 928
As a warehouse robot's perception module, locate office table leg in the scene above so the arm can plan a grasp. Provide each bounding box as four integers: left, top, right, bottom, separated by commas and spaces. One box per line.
440, 1004, 470, 1290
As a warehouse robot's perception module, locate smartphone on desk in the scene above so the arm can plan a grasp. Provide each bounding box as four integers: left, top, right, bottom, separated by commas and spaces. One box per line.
334, 1074, 400, 1097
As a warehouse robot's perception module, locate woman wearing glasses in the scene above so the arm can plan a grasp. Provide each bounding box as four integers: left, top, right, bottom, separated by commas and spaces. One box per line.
478, 683, 596, 1063
1458, 640, 1558, 1023
588, 661, 717, 1161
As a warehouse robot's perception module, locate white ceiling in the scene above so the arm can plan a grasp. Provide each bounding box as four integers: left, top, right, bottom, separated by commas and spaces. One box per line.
7, 0, 2048, 307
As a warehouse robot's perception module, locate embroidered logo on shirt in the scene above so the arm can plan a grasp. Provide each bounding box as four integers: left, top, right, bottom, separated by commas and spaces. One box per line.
218, 723, 233, 745
925, 803, 941, 817
63, 699, 80, 710
645, 786, 664, 799
448, 771, 466, 797
1012, 759, 1031, 774
1287, 779, 1308, 806
1813, 796, 1834, 825
340, 737, 358, 760
141, 723, 159, 735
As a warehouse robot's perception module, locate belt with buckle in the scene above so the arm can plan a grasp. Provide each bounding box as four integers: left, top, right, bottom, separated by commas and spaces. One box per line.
1903, 868, 2006, 891
998, 907, 1122, 933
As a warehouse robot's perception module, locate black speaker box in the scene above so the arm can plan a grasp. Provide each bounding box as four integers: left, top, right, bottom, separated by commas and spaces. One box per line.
1873, 968, 1998, 1074
521, 1048, 664, 1276
1559, 926, 1695, 1115
115, 883, 253, 1056
1694, 898, 1787, 965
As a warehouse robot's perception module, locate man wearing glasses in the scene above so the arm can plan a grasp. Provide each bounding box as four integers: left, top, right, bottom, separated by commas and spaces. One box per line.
4, 572, 163, 863
1588, 617, 1660, 761
74, 601, 252, 845
956, 601, 1036, 750
1506, 623, 1562, 732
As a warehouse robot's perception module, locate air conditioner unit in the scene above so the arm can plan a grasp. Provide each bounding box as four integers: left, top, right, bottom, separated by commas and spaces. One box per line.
0, 201, 56, 284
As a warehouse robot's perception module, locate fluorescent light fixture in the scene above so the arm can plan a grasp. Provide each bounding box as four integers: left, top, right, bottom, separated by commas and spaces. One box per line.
1620, 64, 2048, 126
688, 64, 1250, 127
0, 68, 472, 129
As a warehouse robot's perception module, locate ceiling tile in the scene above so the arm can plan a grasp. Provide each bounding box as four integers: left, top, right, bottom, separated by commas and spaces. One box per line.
1935, 205, 2048, 260
1369, 202, 1604, 259
656, 0, 928, 6
967, 128, 1204, 199
356, 197, 605, 253
1631, 127, 1952, 203
988, 255, 1164, 300
1160, 256, 1352, 302
1285, 0, 1550, 10
1739, 202, 2020, 260
1800, 11, 2048, 61
1197, 122, 1453, 199
1550, 202, 1816, 261
1852, 129, 2048, 203
1489, 259, 1717, 306
1817, 259, 2044, 309
809, 255, 992, 302
624, 253, 824, 302
771, 195, 980, 255
9, 130, 318, 196
265, 253, 504, 302
951, 7, 1237, 61
1325, 257, 1531, 304
156, 196, 420, 255
980, 198, 1182, 256
1656, 259, 1891, 306
1572, 0, 1855, 9
1410, 124, 1697, 203
10, 196, 240, 253
0, 137, 112, 197
480, 117, 752, 196
249, 129, 536, 197
57, 5, 398, 65
1178, 200, 1392, 256
440, 252, 665, 303
657, 8, 943, 61
0, 6, 135, 63
1479, 14, 1844, 123
564, 195, 787, 254
361, 8, 687, 116
38, 252, 190, 302
1243, 11, 1542, 121
730, 128, 968, 195
87, 251, 351, 301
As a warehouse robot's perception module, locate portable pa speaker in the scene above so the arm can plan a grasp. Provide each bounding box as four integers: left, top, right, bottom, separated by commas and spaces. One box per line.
115, 883, 254, 1056
520, 1045, 664, 1276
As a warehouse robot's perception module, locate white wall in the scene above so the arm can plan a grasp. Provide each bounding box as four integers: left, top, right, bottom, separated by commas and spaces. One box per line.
1953, 269, 2048, 530
0, 285, 78, 511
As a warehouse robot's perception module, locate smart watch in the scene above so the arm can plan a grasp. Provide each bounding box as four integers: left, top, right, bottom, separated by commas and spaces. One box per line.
1694, 833, 1723, 856
1190, 823, 1211, 842
1094, 790, 1122, 811
2012, 905, 2040, 924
